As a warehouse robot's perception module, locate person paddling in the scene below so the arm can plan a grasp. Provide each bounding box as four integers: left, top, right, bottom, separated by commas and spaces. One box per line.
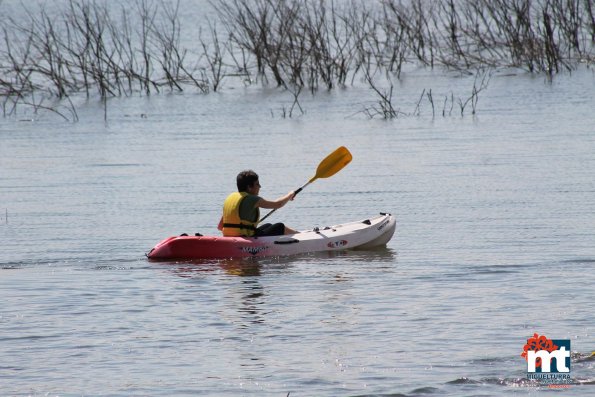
218, 170, 297, 237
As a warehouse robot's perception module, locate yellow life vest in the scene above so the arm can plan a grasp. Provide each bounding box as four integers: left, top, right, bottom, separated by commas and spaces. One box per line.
222, 192, 260, 237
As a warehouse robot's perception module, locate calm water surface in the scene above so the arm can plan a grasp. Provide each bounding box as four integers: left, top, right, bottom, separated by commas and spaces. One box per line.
1, 4, 594, 393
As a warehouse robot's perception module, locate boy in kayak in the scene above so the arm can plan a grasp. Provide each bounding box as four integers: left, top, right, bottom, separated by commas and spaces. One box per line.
217, 170, 297, 237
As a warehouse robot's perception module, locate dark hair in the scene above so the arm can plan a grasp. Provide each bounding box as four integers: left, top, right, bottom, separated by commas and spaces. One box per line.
236, 170, 259, 192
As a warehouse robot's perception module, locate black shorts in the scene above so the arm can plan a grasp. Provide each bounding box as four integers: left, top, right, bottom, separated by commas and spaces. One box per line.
255, 222, 285, 237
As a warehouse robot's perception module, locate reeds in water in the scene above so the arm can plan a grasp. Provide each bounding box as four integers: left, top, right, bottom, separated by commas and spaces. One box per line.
1, 0, 593, 120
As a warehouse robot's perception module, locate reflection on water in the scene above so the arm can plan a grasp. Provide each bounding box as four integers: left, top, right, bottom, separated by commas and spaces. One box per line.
224, 274, 266, 330
220, 259, 262, 278
162, 246, 397, 279
165, 258, 263, 278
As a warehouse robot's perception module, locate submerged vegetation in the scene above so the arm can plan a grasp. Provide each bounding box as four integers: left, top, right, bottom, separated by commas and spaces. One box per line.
1, 0, 594, 120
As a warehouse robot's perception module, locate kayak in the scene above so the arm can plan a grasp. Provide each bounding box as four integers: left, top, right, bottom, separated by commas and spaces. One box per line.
147, 213, 395, 260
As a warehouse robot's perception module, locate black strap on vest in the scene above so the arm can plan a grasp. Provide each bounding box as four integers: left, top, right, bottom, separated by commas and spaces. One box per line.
223, 223, 257, 231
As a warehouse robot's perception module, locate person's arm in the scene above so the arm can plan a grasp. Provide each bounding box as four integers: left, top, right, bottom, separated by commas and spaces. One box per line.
256, 191, 295, 210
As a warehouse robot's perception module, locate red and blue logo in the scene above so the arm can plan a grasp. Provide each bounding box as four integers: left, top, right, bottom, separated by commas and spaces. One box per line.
327, 240, 348, 248
521, 333, 571, 387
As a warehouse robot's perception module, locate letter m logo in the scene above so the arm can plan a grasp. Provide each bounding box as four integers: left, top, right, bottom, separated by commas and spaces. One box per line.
522, 334, 571, 373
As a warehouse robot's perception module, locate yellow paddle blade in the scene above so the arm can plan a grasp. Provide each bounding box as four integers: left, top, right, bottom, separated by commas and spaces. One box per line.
309, 146, 352, 183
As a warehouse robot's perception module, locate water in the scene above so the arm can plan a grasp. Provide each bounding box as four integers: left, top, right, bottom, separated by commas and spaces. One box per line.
2, 2, 595, 395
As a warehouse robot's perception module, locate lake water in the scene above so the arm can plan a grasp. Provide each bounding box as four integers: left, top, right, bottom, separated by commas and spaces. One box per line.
2, 1, 595, 396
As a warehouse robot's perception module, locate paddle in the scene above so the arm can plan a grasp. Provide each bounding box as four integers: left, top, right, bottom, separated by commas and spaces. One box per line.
258, 146, 353, 223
